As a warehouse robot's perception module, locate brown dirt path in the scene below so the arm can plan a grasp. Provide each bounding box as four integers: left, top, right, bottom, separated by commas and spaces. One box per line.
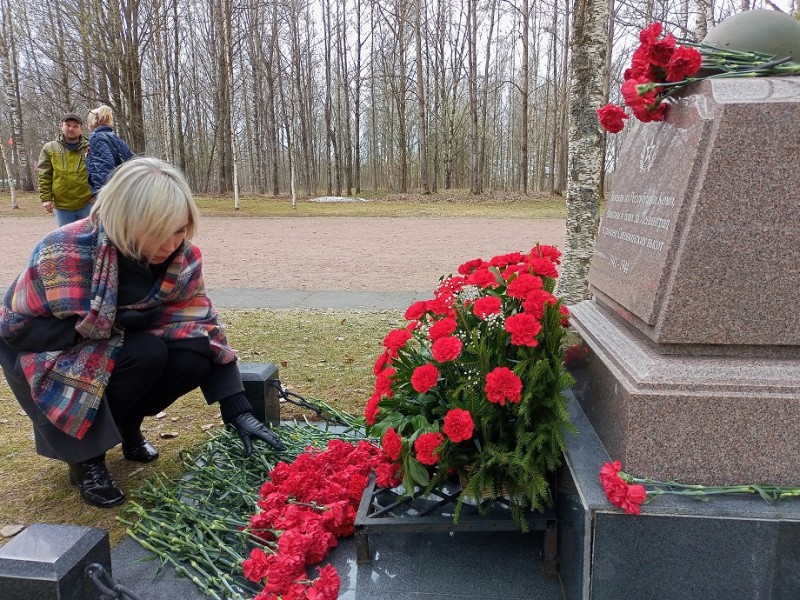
0, 216, 566, 293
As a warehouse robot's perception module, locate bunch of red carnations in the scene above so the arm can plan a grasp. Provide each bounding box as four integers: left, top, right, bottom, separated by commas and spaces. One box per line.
365, 244, 575, 527
597, 21, 800, 134
242, 439, 399, 599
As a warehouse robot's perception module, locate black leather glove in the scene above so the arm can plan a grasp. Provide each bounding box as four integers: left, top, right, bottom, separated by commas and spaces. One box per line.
230, 412, 286, 456
115, 307, 161, 331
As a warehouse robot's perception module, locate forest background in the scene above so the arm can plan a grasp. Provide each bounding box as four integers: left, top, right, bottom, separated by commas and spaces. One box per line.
1, 0, 797, 203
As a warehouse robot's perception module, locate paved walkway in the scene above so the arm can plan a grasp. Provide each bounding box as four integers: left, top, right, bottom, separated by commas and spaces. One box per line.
0, 216, 566, 311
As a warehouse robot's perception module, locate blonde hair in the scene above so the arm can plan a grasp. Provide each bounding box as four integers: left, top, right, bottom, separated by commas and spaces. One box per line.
90, 157, 199, 260
88, 105, 114, 130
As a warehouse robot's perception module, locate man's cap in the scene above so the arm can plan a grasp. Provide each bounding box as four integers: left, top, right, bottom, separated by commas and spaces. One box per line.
62, 112, 82, 125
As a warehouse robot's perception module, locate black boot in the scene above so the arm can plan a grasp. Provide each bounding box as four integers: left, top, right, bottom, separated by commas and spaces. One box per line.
68, 459, 125, 508
120, 427, 160, 463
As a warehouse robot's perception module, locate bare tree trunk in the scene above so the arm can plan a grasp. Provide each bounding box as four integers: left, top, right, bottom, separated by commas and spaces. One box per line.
555, 0, 571, 194
221, 0, 239, 208
323, 0, 335, 195
0, 128, 17, 208
268, 0, 280, 196
173, 0, 186, 171
354, 0, 363, 193
0, 0, 33, 191
558, 0, 609, 304
694, 0, 711, 41
467, 0, 480, 194
276, 38, 297, 208
338, 0, 353, 196
415, 0, 430, 193
520, 0, 530, 194
478, 0, 496, 193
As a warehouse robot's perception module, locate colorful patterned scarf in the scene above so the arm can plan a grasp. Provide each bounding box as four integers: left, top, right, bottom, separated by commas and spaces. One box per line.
0, 218, 236, 439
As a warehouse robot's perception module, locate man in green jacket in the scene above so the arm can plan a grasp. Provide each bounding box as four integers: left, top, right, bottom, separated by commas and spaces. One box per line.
38, 113, 93, 227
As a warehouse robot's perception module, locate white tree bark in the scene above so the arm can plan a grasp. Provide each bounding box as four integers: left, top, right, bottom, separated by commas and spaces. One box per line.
557, 0, 609, 305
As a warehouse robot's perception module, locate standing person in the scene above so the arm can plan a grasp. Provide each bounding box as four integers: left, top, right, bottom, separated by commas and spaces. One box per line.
0, 157, 285, 509
86, 105, 135, 195
37, 112, 93, 227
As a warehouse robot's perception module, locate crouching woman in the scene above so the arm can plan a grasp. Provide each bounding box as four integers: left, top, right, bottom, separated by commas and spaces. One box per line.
0, 157, 284, 508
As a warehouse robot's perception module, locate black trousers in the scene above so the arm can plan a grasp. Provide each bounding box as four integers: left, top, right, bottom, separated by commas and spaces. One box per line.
105, 332, 212, 433
0, 332, 214, 463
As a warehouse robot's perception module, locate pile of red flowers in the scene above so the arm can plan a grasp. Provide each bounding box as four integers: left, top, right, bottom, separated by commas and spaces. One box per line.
599, 461, 647, 515
365, 244, 574, 522
597, 23, 703, 133
242, 439, 399, 599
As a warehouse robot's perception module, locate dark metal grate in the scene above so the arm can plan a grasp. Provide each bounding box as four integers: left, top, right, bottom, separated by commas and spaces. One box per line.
354, 474, 559, 578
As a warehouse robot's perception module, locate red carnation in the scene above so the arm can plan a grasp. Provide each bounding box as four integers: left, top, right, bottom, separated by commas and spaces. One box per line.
436, 276, 466, 296
648, 32, 676, 67
504, 312, 542, 347
414, 432, 444, 465
425, 296, 456, 318
489, 251, 524, 267
506, 273, 544, 299
599, 460, 647, 515
559, 303, 570, 326
432, 336, 463, 362
528, 256, 559, 279
374, 366, 395, 397
373, 351, 391, 375
597, 104, 629, 134
364, 392, 381, 425
472, 295, 502, 319
383, 328, 412, 357
443, 408, 474, 443
428, 316, 457, 341
466, 268, 499, 288
309, 564, 341, 600
638, 22, 662, 46
458, 257, 486, 275
622, 78, 657, 110
522, 289, 557, 320
375, 461, 403, 489
404, 300, 428, 321
631, 101, 668, 123
381, 427, 402, 461
625, 45, 656, 80
532, 244, 562, 264
242, 547, 271, 582
411, 363, 439, 393
666, 45, 702, 82
484, 366, 523, 406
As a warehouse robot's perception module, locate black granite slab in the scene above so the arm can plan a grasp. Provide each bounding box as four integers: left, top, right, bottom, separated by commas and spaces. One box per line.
0, 524, 110, 600
558, 391, 800, 600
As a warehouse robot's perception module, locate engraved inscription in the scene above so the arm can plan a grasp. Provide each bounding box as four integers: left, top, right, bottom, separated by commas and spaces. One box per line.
600, 189, 677, 273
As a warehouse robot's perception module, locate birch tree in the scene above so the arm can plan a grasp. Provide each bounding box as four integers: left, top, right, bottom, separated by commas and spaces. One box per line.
558, 0, 609, 304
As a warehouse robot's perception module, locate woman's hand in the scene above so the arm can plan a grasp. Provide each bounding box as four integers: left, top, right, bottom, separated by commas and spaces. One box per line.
230, 412, 286, 455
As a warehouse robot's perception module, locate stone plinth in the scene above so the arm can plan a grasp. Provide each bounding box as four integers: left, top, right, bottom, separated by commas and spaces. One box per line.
0, 524, 110, 600
572, 77, 800, 485
239, 362, 280, 425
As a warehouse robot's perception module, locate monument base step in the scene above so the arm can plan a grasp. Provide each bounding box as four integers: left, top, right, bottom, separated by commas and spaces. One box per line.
569, 300, 800, 485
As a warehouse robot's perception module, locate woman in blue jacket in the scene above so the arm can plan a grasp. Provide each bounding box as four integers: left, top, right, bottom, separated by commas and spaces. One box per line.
86, 105, 135, 195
